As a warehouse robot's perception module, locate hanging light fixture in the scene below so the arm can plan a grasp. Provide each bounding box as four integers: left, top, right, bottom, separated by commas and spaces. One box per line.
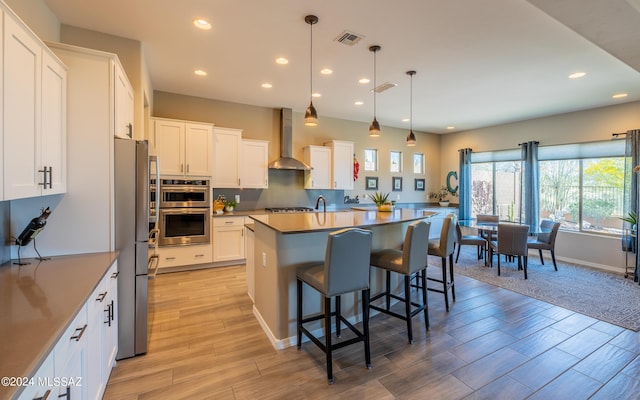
304, 15, 319, 126
369, 45, 381, 137
406, 70, 417, 146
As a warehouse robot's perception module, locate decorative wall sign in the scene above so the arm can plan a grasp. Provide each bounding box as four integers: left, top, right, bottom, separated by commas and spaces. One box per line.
366, 176, 378, 190
414, 178, 425, 191
392, 177, 402, 191
447, 170, 459, 194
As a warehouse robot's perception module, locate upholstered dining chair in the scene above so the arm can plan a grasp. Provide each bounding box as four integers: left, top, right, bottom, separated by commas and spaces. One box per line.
489, 223, 530, 279
527, 220, 561, 271
427, 213, 457, 311
296, 228, 372, 384
370, 220, 430, 344
455, 221, 486, 263
476, 214, 499, 241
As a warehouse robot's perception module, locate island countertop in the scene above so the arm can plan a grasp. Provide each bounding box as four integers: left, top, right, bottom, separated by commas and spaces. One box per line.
250, 208, 435, 234
0, 252, 118, 400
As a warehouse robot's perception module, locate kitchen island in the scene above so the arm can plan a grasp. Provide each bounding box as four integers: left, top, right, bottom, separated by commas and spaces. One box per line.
250, 208, 435, 349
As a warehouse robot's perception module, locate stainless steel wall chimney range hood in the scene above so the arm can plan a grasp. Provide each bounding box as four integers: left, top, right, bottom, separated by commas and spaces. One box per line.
268, 108, 311, 170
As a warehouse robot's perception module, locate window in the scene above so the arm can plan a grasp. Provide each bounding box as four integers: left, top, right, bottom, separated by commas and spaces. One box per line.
471, 161, 520, 220
390, 151, 402, 172
539, 157, 624, 234
364, 149, 377, 171
413, 153, 424, 174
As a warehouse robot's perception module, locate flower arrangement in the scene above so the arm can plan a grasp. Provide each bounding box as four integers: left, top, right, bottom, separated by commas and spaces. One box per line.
429, 185, 458, 202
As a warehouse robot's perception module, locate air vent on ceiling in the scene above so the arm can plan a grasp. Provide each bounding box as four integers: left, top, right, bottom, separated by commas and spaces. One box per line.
334, 30, 364, 46
372, 82, 398, 93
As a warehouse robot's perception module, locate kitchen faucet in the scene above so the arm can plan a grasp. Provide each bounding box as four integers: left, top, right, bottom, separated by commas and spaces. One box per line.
315, 195, 326, 213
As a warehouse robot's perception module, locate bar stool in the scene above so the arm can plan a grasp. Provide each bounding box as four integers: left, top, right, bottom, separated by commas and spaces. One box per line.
296, 228, 373, 384
369, 220, 430, 344
427, 213, 457, 311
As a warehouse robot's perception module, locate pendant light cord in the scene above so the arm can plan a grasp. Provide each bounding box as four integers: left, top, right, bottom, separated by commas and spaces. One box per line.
373, 49, 377, 118
309, 20, 313, 99
410, 72, 413, 131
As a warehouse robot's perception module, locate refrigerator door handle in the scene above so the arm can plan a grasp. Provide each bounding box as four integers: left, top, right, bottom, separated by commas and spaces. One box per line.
148, 254, 159, 279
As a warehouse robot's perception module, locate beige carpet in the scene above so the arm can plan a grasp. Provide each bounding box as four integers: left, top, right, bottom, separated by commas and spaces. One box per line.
447, 247, 640, 331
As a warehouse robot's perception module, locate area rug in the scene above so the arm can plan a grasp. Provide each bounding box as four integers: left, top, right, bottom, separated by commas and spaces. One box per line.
447, 247, 640, 331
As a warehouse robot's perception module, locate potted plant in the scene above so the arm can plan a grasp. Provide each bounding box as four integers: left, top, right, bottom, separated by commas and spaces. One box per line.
429, 185, 458, 207
224, 199, 237, 212
368, 191, 393, 212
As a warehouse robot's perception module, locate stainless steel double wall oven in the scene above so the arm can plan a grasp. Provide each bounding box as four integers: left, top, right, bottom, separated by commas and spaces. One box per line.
158, 179, 210, 246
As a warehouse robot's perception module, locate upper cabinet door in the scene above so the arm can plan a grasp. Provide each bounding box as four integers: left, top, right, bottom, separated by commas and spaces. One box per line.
303, 145, 331, 189
4, 15, 42, 200
240, 139, 268, 189
185, 123, 213, 177
327, 140, 354, 190
212, 127, 241, 188
155, 119, 185, 176
114, 63, 134, 139
41, 51, 67, 195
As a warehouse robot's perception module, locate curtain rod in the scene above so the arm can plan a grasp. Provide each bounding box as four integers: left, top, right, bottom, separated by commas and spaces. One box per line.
517, 141, 539, 146
612, 132, 627, 137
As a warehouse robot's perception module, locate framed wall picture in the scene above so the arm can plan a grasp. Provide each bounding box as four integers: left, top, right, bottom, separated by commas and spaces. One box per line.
366, 176, 378, 190
414, 178, 425, 191
392, 177, 402, 191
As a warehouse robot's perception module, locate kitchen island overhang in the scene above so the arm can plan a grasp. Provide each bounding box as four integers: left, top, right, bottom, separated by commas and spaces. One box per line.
250, 209, 435, 349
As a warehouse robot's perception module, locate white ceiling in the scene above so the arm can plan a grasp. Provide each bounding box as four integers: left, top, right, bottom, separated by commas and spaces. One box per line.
42, 0, 640, 134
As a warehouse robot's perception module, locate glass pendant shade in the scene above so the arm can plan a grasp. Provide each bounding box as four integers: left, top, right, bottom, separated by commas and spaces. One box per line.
304, 15, 319, 126
369, 45, 381, 137
406, 130, 416, 146
304, 101, 318, 126
406, 70, 417, 146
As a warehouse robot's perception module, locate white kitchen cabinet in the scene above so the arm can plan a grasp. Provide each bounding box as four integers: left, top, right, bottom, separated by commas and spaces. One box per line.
115, 64, 134, 138
3, 13, 67, 200
16, 353, 54, 400
157, 243, 213, 269
154, 118, 213, 177
303, 145, 331, 189
54, 301, 89, 400
325, 140, 354, 190
212, 127, 242, 188
213, 216, 245, 262
241, 139, 269, 188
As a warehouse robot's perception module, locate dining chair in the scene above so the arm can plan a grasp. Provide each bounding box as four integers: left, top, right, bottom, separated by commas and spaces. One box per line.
296, 228, 372, 384
527, 220, 561, 270
489, 223, 530, 279
427, 213, 457, 311
455, 221, 486, 263
370, 220, 430, 344
476, 214, 499, 241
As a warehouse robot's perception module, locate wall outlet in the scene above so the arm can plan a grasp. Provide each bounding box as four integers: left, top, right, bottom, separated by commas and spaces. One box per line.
235, 194, 240, 203
262, 252, 267, 267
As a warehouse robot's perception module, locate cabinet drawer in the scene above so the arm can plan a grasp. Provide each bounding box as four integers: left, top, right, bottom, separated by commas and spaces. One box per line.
17, 353, 54, 400
158, 243, 213, 268
213, 216, 244, 227
54, 304, 88, 373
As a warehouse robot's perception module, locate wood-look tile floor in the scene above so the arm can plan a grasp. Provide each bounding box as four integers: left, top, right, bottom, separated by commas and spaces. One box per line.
103, 262, 640, 400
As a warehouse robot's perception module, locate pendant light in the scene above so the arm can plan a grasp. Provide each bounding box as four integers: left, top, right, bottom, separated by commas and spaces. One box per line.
406, 70, 417, 146
369, 45, 381, 137
304, 15, 319, 126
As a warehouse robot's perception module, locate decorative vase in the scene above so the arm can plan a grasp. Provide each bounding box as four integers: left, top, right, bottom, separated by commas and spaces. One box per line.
377, 204, 394, 212
225, 206, 234, 212
439, 201, 450, 207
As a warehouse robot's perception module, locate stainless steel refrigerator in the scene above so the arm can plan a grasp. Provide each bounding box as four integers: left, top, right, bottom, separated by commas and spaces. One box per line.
114, 138, 149, 359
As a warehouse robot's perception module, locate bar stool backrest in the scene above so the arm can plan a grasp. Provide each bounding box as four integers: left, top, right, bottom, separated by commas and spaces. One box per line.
402, 220, 431, 275
436, 213, 457, 257
324, 228, 372, 297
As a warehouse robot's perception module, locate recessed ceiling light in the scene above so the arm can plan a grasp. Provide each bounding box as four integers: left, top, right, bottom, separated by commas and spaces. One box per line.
402, 118, 410, 122
275, 57, 288, 65
193, 19, 211, 30
569, 72, 586, 79
320, 68, 333, 75
358, 78, 370, 84
447, 126, 455, 130
261, 83, 272, 89
354, 101, 364, 106
193, 69, 207, 76
612, 92, 628, 99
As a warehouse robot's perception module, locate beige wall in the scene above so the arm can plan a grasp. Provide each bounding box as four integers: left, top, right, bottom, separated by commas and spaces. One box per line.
153, 90, 441, 204
5, 0, 59, 41
61, 25, 152, 142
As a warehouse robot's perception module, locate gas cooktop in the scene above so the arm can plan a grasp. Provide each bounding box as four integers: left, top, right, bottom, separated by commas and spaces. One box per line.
265, 207, 314, 213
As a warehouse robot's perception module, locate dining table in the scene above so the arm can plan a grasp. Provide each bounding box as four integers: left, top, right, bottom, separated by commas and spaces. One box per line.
458, 219, 534, 266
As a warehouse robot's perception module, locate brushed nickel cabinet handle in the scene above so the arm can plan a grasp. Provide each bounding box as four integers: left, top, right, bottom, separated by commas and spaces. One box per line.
70, 324, 87, 341
195, 254, 204, 257
111, 271, 119, 279
48, 166, 53, 189
33, 389, 51, 400
166, 256, 176, 260
96, 291, 107, 302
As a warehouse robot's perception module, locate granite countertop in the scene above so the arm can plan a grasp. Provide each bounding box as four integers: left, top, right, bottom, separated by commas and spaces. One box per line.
0, 252, 118, 400
250, 208, 436, 234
